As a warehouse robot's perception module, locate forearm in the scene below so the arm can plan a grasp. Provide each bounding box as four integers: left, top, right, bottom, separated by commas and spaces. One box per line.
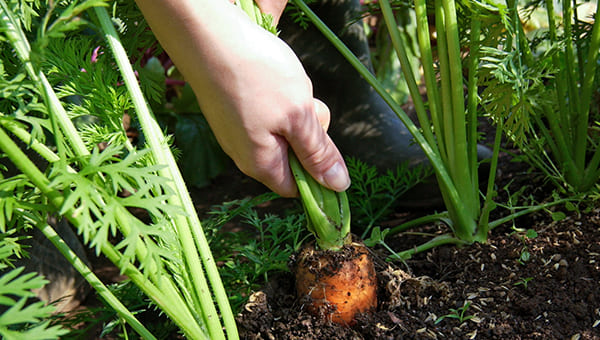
134, 0, 256, 93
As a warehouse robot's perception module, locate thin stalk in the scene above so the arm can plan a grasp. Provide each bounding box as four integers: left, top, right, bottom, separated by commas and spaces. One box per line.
414, 0, 446, 162
435, 0, 456, 165
388, 212, 449, 235
93, 8, 235, 340
488, 198, 573, 230
38, 223, 156, 340
532, 107, 562, 166
579, 8, 600, 117
477, 118, 503, 238
562, 0, 582, 162
544, 0, 571, 141
378, 0, 436, 147
3, 121, 61, 163
540, 94, 580, 184
391, 233, 467, 260
572, 0, 584, 83
581, 146, 600, 190
577, 9, 600, 188
467, 14, 481, 198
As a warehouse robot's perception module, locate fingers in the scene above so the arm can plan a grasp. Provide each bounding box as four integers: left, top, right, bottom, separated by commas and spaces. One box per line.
284, 99, 350, 194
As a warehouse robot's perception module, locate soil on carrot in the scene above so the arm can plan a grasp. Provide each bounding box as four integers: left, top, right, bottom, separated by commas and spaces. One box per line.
191, 153, 600, 340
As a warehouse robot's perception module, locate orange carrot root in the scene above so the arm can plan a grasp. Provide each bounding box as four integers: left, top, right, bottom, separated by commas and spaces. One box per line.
293, 242, 377, 326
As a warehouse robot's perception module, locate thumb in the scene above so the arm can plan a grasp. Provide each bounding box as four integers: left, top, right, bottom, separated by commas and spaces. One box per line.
286, 99, 350, 193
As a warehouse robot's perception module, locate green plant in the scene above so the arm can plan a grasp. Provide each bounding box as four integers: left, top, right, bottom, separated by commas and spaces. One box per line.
510, 226, 538, 264
0, 233, 68, 339
0, 1, 237, 339
434, 300, 475, 325
480, 0, 600, 194
346, 157, 432, 238
514, 276, 534, 289
202, 195, 309, 312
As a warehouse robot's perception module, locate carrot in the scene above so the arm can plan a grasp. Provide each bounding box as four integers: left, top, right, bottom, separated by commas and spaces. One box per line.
293, 241, 377, 325
289, 153, 378, 326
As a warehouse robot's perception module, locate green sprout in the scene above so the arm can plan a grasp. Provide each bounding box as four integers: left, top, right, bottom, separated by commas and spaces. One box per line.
514, 277, 534, 290
435, 301, 475, 325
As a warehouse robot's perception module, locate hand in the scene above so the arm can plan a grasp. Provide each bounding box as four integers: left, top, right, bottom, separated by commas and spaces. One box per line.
135, 0, 350, 197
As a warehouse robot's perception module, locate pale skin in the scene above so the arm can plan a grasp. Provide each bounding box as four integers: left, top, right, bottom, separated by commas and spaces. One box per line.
134, 0, 350, 197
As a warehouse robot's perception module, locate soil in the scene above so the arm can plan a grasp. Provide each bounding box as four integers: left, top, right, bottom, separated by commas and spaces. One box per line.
191, 152, 600, 340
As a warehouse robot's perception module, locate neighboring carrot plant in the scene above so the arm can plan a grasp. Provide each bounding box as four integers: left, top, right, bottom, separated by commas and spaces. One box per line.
0, 1, 237, 339
480, 0, 600, 194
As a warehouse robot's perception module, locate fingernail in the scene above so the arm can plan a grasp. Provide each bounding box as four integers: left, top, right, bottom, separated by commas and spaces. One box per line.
323, 162, 350, 192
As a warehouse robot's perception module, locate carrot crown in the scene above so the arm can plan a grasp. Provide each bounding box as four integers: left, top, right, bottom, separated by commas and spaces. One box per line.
289, 152, 351, 251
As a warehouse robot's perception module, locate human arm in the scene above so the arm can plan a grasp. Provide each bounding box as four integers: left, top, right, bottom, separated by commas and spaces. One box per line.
134, 0, 350, 197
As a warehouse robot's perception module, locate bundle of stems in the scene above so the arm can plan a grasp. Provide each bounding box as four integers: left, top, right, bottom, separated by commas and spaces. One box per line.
0, 2, 237, 339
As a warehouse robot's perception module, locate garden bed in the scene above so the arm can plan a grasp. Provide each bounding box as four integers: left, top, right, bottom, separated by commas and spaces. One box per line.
194, 155, 600, 339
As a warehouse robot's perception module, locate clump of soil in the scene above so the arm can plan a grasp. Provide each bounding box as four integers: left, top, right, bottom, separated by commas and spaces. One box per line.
234, 156, 600, 339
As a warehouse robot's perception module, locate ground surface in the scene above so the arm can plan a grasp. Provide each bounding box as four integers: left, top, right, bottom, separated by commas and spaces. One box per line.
193, 153, 600, 340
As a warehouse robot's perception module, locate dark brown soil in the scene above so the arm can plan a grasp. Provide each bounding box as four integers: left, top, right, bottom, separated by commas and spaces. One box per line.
193, 153, 600, 339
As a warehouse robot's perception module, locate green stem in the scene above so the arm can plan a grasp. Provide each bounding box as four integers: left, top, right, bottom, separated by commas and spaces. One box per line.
391, 233, 467, 260
435, 0, 455, 165
577, 8, 600, 189
467, 13, 481, 200
544, 0, 571, 140
2, 121, 61, 163
38, 223, 156, 340
477, 118, 503, 238
562, 0, 582, 164
93, 8, 235, 340
388, 212, 449, 236
488, 198, 574, 230
378, 0, 436, 148
579, 8, 600, 120
414, 0, 445, 162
